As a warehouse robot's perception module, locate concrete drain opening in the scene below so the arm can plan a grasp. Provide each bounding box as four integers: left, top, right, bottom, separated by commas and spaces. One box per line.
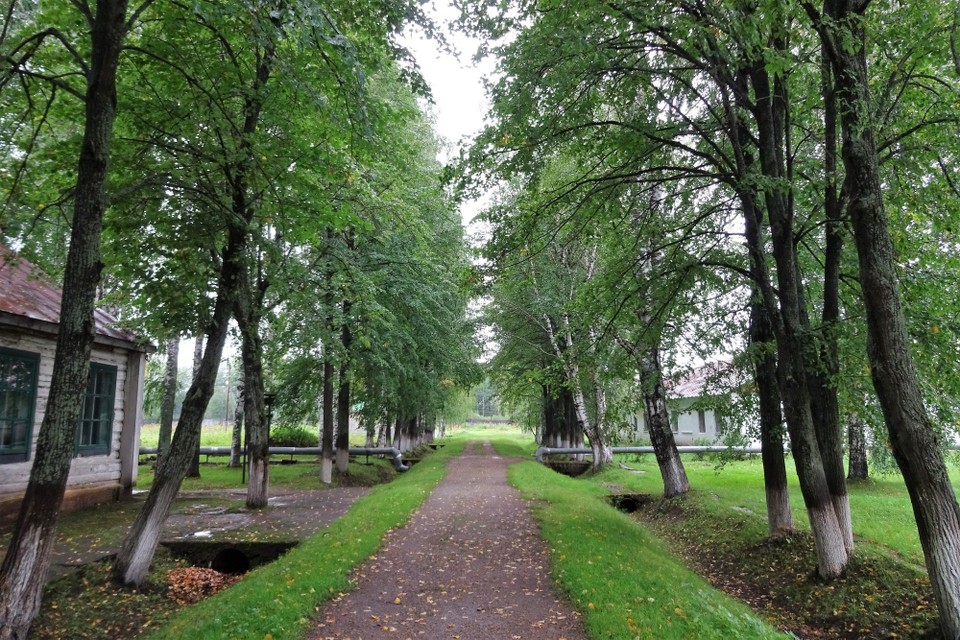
607, 493, 653, 513
161, 540, 298, 575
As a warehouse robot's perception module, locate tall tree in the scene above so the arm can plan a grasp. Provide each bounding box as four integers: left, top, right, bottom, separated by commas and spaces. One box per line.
0, 2, 153, 636
804, 0, 960, 632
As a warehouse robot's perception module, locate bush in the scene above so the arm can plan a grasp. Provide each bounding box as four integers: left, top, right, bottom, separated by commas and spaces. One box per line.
269, 424, 317, 447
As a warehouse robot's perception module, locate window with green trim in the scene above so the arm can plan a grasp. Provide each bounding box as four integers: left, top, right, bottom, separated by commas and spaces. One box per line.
0, 348, 39, 463
76, 363, 116, 457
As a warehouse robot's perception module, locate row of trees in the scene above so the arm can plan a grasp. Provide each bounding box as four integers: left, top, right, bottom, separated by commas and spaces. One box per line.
0, 1, 477, 637
460, 0, 960, 635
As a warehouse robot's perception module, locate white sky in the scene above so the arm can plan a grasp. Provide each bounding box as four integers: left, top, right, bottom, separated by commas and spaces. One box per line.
401, 4, 493, 162
399, 4, 495, 236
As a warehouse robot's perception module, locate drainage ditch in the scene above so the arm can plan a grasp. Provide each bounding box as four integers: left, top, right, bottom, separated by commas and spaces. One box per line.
160, 540, 299, 575
607, 493, 653, 513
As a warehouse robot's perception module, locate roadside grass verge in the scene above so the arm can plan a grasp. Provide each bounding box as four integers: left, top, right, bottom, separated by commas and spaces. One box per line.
145, 437, 464, 640
507, 460, 787, 639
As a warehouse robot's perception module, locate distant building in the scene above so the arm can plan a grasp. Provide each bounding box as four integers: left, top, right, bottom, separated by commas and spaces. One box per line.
625, 362, 730, 445
0, 245, 152, 518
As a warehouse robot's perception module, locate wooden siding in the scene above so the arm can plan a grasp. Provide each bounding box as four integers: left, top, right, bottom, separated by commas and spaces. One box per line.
0, 329, 129, 495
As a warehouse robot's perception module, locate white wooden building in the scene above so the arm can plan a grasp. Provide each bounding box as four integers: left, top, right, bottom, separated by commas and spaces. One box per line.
625, 363, 729, 445
0, 246, 151, 518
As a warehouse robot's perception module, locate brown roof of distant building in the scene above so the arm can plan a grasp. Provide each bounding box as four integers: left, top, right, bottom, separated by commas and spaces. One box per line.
668, 359, 734, 398
0, 244, 146, 349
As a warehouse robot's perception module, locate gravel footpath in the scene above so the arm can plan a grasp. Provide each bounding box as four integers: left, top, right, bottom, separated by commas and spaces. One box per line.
307, 441, 588, 640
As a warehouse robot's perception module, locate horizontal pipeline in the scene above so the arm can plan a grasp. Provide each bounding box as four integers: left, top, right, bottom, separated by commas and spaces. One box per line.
534, 445, 763, 462
138, 446, 409, 472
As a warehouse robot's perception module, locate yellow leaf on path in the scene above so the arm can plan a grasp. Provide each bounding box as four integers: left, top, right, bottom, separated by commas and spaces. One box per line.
394, 597, 402, 604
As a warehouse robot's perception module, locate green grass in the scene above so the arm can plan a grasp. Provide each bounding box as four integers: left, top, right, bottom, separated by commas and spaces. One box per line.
145, 437, 465, 640
456, 428, 538, 457
135, 456, 393, 492
506, 458, 786, 639
598, 454, 960, 565
139, 423, 373, 450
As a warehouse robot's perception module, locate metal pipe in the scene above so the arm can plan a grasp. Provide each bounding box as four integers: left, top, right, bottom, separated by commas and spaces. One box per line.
138, 446, 409, 471
534, 445, 764, 462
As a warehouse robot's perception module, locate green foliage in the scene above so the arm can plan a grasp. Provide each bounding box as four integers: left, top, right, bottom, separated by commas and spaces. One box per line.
268, 425, 317, 448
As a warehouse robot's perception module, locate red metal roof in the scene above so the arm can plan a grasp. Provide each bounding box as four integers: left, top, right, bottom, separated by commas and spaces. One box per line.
0, 244, 142, 346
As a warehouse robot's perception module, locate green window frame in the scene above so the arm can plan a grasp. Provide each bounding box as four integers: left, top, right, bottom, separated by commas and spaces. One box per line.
0, 347, 40, 463
76, 363, 116, 457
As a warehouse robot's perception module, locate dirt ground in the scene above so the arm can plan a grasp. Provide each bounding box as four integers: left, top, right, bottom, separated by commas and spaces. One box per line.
307, 441, 588, 640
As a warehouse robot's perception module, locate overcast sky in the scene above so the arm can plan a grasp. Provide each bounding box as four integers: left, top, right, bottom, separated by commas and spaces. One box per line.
400, 5, 494, 161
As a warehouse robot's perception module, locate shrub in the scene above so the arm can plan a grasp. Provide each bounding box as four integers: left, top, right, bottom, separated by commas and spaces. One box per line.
269, 424, 317, 448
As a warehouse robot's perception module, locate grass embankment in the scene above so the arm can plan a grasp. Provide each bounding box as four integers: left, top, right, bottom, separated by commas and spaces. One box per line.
576, 455, 947, 637
145, 438, 464, 640
503, 456, 785, 639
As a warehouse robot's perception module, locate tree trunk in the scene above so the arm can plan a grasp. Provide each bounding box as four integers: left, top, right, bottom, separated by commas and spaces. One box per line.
335, 365, 351, 473
750, 297, 794, 537
186, 336, 204, 478
113, 227, 242, 587
364, 421, 375, 448
236, 303, 267, 509
156, 337, 179, 468
816, 3, 960, 631
377, 418, 387, 447
335, 306, 352, 474
0, 4, 131, 636
745, 60, 848, 578
228, 381, 244, 468
806, 50, 853, 552
638, 348, 689, 498
847, 413, 868, 481
320, 360, 334, 484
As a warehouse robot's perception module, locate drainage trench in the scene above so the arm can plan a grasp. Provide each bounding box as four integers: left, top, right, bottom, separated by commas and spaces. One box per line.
161, 540, 299, 575
606, 493, 653, 513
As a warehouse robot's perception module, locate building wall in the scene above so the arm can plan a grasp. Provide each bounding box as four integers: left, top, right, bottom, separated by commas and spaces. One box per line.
626, 397, 722, 445
0, 329, 131, 498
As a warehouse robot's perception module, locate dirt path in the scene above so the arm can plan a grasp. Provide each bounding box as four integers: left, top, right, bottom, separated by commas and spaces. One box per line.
308, 441, 588, 640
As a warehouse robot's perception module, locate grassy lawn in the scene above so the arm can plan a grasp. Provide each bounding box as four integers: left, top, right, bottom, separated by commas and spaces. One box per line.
598, 452, 960, 566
